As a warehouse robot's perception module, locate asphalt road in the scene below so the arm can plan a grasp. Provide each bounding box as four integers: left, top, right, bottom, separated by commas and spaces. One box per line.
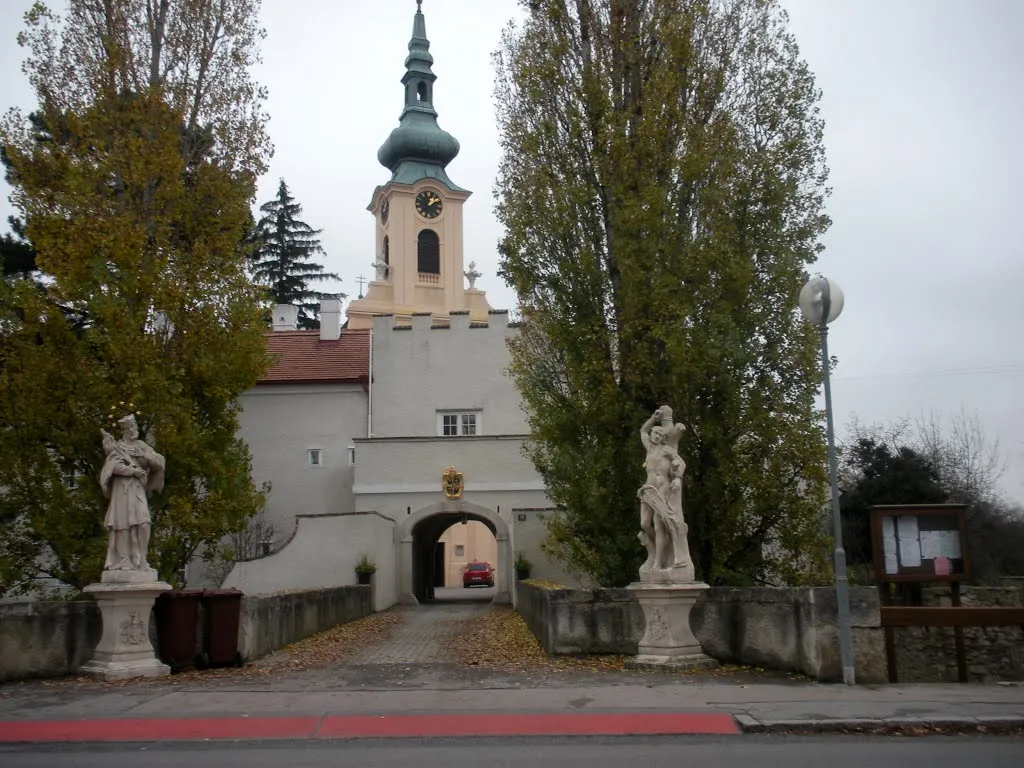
3, 736, 1023, 767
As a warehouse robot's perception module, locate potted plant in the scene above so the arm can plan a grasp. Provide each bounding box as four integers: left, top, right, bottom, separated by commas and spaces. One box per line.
514, 551, 532, 581
354, 554, 376, 586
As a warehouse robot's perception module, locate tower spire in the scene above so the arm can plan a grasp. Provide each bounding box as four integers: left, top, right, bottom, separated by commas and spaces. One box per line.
376, 0, 464, 191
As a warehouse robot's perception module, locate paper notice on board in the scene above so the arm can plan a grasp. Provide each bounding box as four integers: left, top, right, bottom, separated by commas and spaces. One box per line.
919, 530, 941, 560
883, 536, 897, 557
885, 554, 899, 574
933, 556, 951, 576
899, 536, 922, 567
897, 516, 919, 539
882, 516, 896, 540
938, 531, 962, 559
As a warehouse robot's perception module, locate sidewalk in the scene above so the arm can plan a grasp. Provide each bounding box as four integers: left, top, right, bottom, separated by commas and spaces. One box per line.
2, 679, 1022, 741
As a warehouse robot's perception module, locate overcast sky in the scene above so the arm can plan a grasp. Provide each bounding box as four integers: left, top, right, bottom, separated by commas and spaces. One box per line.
1, 0, 1022, 499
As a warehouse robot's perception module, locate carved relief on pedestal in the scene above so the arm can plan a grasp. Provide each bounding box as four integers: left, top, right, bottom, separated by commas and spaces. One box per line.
645, 605, 669, 641
119, 610, 147, 646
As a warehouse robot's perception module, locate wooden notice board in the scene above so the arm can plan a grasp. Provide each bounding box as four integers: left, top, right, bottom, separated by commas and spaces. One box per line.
870, 504, 969, 584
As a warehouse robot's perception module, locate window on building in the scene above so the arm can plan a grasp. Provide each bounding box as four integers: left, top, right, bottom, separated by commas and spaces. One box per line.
383, 236, 390, 280
347, 446, 356, 466
455, 545, 465, 557
417, 229, 440, 274
417, 81, 429, 102
308, 448, 323, 466
438, 411, 479, 437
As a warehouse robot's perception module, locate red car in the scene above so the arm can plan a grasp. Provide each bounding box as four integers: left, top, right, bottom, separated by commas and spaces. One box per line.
462, 561, 495, 588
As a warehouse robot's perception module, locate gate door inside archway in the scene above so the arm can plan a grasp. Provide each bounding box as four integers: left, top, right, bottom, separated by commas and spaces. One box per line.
412, 511, 499, 603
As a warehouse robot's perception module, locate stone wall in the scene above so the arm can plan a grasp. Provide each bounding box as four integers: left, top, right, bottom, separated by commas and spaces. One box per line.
238, 585, 373, 660
693, 587, 886, 684
515, 581, 644, 655
515, 581, 887, 683
0, 601, 102, 683
0, 585, 374, 683
891, 586, 1024, 683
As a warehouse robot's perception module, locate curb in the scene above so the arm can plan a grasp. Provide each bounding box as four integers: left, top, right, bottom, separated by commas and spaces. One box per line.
735, 715, 1024, 734
0, 712, 741, 743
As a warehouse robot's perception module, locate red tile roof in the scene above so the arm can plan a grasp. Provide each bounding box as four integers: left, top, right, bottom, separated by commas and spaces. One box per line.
258, 329, 370, 385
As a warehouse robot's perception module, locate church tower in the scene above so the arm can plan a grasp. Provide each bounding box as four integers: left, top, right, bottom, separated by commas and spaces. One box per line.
345, 1, 493, 330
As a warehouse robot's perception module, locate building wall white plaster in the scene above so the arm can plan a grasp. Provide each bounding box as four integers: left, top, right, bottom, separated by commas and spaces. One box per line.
237, 383, 368, 539
368, 312, 527, 438
223, 513, 397, 611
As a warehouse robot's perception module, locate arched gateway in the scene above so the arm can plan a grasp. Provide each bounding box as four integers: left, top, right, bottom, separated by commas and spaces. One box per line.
397, 500, 512, 605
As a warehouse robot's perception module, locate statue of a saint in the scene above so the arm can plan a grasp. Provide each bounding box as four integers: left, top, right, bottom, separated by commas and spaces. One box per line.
638, 406, 694, 580
100, 414, 165, 573
372, 251, 389, 282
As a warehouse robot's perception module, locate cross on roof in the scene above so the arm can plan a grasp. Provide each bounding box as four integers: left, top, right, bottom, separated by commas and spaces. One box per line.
355, 274, 367, 299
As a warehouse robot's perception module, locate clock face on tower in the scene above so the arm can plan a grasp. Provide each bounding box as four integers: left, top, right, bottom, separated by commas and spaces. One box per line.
380, 197, 389, 225
415, 190, 443, 219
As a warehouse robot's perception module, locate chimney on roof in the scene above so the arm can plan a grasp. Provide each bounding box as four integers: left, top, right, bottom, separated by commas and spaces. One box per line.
273, 304, 298, 331
320, 298, 342, 341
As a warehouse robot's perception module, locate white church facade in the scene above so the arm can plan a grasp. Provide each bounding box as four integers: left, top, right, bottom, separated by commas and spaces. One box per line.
218, 5, 572, 609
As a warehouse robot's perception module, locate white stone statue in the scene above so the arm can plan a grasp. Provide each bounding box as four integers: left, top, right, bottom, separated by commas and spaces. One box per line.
638, 405, 694, 581
100, 414, 165, 576
372, 251, 389, 281
464, 261, 481, 290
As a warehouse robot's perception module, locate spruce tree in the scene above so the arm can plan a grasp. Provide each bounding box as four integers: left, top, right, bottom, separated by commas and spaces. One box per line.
250, 180, 341, 329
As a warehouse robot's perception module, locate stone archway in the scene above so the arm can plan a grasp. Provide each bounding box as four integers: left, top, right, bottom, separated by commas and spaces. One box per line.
397, 500, 512, 605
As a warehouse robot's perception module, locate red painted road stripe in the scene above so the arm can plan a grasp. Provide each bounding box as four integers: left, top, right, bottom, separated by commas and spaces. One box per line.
318, 712, 740, 738
0, 712, 738, 742
0, 717, 320, 742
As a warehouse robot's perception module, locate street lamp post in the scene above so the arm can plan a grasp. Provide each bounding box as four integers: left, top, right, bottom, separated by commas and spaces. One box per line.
799, 275, 855, 686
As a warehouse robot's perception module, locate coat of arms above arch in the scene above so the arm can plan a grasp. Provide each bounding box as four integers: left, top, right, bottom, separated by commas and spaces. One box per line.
442, 466, 464, 500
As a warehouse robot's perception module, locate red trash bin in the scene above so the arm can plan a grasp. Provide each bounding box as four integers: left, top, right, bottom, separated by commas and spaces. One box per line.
201, 588, 244, 667
154, 589, 203, 672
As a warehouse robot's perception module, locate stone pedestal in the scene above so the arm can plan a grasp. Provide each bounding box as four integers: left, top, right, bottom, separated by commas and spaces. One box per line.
79, 579, 173, 681
625, 581, 717, 672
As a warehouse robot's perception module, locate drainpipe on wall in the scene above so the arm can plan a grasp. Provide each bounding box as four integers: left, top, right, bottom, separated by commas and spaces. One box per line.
367, 328, 373, 438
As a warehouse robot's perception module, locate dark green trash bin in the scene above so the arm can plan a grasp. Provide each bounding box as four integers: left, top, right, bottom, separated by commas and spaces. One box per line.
155, 589, 203, 672
201, 588, 244, 667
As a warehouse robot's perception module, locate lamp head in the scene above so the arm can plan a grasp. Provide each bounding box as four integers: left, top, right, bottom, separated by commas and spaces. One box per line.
799, 275, 844, 326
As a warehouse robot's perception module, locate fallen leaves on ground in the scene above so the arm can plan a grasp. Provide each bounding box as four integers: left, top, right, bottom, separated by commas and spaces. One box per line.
450, 606, 625, 673
520, 579, 569, 590
242, 610, 405, 674
449, 606, 813, 680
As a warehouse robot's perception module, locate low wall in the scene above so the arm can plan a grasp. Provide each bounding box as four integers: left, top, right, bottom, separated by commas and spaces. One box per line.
694, 587, 886, 684
0, 601, 102, 683
515, 582, 644, 655
238, 585, 373, 660
0, 585, 374, 683
515, 581, 887, 683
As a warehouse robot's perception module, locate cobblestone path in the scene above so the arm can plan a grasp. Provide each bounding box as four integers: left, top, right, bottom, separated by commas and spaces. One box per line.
346, 597, 492, 665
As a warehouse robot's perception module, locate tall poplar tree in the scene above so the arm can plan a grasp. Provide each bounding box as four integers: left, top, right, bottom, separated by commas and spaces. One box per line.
495, 0, 833, 586
249, 179, 341, 329
0, 0, 273, 594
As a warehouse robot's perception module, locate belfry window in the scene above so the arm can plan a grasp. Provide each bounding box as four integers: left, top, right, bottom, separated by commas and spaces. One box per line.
383, 235, 390, 279
417, 81, 428, 102
417, 229, 440, 274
